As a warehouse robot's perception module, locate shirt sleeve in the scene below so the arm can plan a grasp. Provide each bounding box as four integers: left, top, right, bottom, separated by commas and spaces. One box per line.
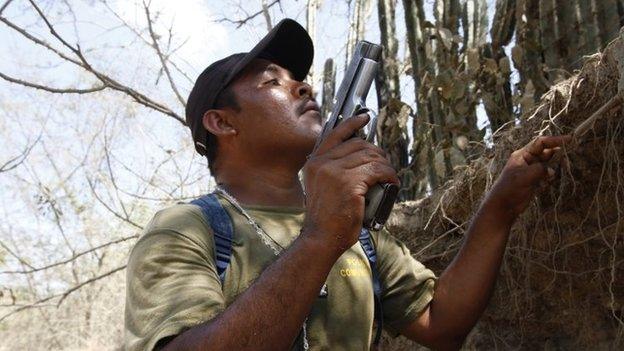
372, 228, 436, 335
124, 205, 226, 351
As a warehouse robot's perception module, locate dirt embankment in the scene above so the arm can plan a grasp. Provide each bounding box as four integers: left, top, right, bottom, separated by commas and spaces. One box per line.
385, 31, 624, 349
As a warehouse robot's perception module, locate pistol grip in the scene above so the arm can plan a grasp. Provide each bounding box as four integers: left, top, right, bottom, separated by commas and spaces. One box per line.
363, 182, 399, 231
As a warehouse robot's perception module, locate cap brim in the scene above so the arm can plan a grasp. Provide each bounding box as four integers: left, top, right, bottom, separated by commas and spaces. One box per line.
224, 19, 313, 85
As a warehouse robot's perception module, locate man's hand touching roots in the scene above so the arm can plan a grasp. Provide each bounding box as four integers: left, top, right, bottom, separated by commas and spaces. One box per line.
486, 135, 572, 220
302, 113, 400, 255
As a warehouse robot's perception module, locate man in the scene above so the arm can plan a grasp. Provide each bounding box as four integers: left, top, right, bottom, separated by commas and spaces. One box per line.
124, 19, 569, 351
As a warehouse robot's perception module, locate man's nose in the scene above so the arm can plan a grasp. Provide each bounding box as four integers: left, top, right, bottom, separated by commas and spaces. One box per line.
293, 81, 314, 99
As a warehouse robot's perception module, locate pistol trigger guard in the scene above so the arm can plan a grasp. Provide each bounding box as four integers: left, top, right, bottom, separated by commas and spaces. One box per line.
366, 109, 378, 144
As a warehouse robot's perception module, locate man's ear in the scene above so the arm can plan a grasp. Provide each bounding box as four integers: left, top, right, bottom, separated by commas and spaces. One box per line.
202, 109, 238, 137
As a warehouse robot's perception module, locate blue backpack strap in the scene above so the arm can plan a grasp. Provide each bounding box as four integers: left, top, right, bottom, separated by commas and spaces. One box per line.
359, 228, 383, 346
190, 193, 233, 285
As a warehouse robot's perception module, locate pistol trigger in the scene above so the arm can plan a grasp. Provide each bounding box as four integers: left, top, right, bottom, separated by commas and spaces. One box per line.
356, 107, 370, 115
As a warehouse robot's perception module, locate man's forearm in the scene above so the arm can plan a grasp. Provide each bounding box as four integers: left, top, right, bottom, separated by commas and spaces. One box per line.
163, 230, 340, 351
428, 196, 515, 341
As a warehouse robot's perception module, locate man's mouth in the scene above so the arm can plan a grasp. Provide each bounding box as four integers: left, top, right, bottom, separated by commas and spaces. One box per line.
299, 100, 321, 116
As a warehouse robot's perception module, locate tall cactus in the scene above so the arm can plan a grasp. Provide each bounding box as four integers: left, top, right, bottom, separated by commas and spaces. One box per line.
595, 0, 621, 46
433, 0, 474, 176
539, 0, 560, 79
489, 0, 515, 49
555, 0, 579, 69
403, 0, 440, 192
394, 0, 624, 200
376, 0, 401, 108
577, 0, 602, 56
513, 0, 549, 109
320, 58, 335, 122
477, 0, 514, 134
375, 0, 409, 200
346, 0, 372, 68
305, 0, 319, 85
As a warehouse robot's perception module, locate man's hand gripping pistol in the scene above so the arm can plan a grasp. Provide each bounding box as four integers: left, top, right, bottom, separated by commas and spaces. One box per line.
313, 41, 399, 231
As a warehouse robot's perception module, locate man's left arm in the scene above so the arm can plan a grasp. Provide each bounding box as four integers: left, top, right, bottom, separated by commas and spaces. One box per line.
398, 135, 571, 350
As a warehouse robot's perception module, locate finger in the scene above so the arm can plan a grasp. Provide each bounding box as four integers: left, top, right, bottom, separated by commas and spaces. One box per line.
315, 114, 370, 155
324, 138, 386, 160
516, 148, 550, 165
335, 148, 392, 169
524, 135, 572, 157
538, 147, 558, 162
349, 161, 400, 187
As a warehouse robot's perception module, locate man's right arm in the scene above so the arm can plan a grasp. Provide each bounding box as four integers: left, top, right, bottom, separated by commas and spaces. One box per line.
162, 229, 338, 351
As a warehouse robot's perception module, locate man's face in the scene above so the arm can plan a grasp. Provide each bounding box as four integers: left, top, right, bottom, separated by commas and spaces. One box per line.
226, 58, 322, 166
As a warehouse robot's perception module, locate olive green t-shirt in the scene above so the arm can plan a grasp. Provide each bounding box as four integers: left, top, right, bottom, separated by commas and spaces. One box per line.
124, 194, 436, 351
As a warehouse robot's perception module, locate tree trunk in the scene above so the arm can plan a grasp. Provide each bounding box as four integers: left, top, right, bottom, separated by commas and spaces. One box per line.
577, 0, 603, 55
306, 0, 319, 85
595, 0, 621, 47
555, 0, 579, 70
479, 0, 514, 134
346, 0, 372, 68
513, 0, 550, 110
540, 0, 562, 81
321, 58, 336, 122
375, 0, 408, 199
376, 0, 401, 109
403, 0, 440, 193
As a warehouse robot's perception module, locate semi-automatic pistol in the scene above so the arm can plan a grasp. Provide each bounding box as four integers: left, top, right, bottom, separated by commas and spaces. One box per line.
313, 40, 399, 231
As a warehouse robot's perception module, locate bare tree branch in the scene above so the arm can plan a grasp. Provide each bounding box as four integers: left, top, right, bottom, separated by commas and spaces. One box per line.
261, 0, 273, 31
99, 0, 194, 85
0, 133, 41, 173
0, 71, 105, 94
0, 239, 35, 270
0, 234, 138, 275
86, 176, 144, 230
0, 0, 14, 15
143, 0, 186, 107
0, 5, 185, 124
215, 0, 281, 28
0, 265, 126, 322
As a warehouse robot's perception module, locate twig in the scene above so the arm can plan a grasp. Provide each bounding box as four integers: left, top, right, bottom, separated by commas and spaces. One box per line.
143, 0, 186, 107
0, 7, 185, 124
215, 0, 281, 28
0, 235, 138, 274
573, 92, 624, 139
0, 72, 105, 94
0, 265, 126, 322
100, 0, 194, 84
0, 240, 35, 270
55, 265, 126, 306
547, 91, 624, 168
86, 176, 144, 229
0, 0, 14, 15
261, 0, 273, 31
416, 224, 463, 256
0, 133, 41, 173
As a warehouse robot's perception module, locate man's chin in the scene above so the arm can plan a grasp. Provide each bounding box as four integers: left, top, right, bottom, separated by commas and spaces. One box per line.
301, 109, 323, 124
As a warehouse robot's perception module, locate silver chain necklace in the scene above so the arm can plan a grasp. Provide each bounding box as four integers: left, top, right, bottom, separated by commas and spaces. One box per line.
215, 185, 283, 255
214, 185, 311, 350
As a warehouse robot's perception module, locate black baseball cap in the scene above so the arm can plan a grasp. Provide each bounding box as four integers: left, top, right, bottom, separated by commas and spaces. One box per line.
186, 18, 314, 156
